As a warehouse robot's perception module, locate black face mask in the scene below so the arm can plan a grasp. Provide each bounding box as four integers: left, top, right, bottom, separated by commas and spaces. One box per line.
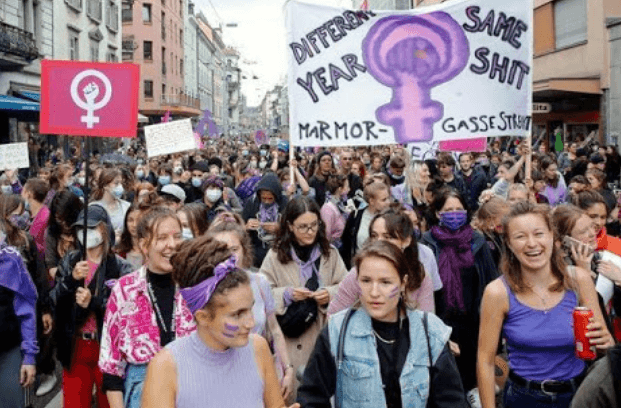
413, 228, 422, 241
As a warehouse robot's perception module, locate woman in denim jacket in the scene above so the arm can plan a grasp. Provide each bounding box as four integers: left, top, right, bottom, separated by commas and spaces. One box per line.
297, 240, 467, 408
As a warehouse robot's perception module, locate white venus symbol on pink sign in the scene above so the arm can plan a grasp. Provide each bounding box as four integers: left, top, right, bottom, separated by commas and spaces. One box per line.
70, 69, 113, 129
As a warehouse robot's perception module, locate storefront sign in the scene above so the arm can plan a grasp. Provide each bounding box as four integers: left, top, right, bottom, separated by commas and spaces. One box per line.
40, 60, 140, 138
532, 103, 551, 114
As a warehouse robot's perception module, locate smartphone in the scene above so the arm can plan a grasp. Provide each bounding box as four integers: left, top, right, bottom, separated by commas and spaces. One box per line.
563, 236, 594, 256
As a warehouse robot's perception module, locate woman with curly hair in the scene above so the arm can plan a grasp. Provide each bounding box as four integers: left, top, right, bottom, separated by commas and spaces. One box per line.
142, 235, 299, 408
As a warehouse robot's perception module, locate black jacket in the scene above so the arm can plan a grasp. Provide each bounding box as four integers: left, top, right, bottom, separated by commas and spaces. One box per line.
50, 250, 132, 368
457, 168, 488, 211
242, 174, 287, 268
339, 207, 367, 269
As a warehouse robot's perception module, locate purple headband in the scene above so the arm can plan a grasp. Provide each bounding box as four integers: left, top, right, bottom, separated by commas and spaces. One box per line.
179, 255, 238, 314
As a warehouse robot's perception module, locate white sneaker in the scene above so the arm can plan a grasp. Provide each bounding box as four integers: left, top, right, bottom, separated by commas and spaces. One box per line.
35, 374, 57, 397
466, 388, 482, 408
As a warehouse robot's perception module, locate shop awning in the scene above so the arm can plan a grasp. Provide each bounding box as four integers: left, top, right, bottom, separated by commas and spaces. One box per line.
14, 90, 40, 102
138, 113, 149, 123
0, 95, 39, 112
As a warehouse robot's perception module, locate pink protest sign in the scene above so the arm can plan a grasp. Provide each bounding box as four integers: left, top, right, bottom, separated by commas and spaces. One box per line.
40, 60, 140, 138
439, 137, 487, 153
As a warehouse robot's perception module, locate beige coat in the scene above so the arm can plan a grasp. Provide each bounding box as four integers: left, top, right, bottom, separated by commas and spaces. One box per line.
260, 246, 346, 394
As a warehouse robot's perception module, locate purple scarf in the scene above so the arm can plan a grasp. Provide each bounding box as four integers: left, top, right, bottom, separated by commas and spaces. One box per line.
431, 225, 475, 311
258, 202, 279, 223
290, 245, 321, 287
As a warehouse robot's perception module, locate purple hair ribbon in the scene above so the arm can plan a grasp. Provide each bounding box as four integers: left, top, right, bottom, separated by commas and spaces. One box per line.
180, 255, 238, 314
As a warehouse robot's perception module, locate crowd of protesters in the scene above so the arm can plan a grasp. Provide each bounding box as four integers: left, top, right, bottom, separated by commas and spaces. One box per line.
1, 132, 621, 408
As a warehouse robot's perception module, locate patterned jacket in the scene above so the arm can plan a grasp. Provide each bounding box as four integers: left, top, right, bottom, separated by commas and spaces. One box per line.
99, 266, 196, 378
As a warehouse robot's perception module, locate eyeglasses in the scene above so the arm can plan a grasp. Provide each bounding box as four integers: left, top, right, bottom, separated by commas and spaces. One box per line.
293, 221, 320, 233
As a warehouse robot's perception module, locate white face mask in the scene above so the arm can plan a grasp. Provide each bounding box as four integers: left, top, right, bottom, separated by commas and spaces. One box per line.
77, 228, 104, 249
206, 189, 222, 203
181, 227, 194, 241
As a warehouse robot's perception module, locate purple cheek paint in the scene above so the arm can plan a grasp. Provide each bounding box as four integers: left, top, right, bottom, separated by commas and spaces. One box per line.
389, 286, 400, 299
223, 323, 239, 338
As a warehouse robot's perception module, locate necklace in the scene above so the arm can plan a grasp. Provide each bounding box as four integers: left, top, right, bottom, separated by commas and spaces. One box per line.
530, 287, 550, 314
373, 329, 396, 344
146, 275, 177, 337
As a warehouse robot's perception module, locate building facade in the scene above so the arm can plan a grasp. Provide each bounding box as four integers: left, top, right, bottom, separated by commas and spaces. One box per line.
223, 47, 241, 136
0, 0, 53, 143
121, 0, 200, 121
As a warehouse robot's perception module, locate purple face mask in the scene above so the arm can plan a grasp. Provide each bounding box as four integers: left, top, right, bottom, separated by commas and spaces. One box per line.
439, 210, 467, 231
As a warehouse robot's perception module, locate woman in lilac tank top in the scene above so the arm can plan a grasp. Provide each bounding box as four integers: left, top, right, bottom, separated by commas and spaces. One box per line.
141, 235, 299, 408
477, 202, 614, 408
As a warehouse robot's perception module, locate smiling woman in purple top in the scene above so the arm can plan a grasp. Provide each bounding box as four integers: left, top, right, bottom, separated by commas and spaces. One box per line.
142, 235, 299, 408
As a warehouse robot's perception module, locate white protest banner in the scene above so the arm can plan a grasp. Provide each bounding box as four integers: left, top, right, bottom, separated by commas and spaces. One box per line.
0, 142, 29, 170
286, 0, 533, 147
144, 119, 197, 158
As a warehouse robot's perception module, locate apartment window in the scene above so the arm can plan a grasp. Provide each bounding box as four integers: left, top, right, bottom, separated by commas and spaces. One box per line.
106, 1, 119, 32
87, 0, 102, 22
180, 29, 183, 47
180, 59, 183, 77
161, 0, 165, 6
69, 30, 79, 60
554, 0, 587, 49
162, 47, 166, 75
144, 80, 154, 98
122, 39, 134, 60
162, 84, 166, 96
143, 40, 153, 60
122, 1, 132, 21
179, 0, 183, 17
65, 0, 83, 12
161, 12, 166, 39
142, 3, 151, 22
90, 39, 100, 61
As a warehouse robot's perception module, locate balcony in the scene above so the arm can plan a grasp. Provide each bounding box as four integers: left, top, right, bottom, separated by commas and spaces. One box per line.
0, 21, 39, 67
161, 93, 201, 110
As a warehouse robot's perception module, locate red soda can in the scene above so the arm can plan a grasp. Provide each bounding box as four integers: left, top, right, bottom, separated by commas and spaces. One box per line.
573, 307, 596, 360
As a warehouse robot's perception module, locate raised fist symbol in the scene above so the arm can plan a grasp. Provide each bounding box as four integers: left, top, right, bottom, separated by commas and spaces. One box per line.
83, 82, 100, 103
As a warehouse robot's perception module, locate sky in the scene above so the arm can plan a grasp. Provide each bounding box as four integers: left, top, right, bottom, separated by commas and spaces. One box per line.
194, 0, 355, 106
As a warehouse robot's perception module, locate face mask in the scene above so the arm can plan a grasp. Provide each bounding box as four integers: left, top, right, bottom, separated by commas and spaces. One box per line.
439, 210, 468, 231
77, 177, 86, 185
77, 228, 104, 249
206, 189, 222, 202
363, 160, 371, 167
23, 200, 30, 212
136, 170, 145, 179
259, 161, 267, 169
66, 178, 74, 187
110, 184, 124, 198
174, 166, 183, 174
9, 213, 30, 230
1, 185, 12, 195
282, 182, 291, 192
159, 176, 171, 186
477, 158, 490, 167
181, 227, 194, 241
250, 160, 258, 167
192, 177, 202, 188
413, 228, 422, 241
242, 150, 249, 156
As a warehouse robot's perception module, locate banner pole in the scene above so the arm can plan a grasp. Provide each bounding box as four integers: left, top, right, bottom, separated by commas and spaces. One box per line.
289, 135, 294, 185
82, 136, 90, 262
525, 131, 532, 181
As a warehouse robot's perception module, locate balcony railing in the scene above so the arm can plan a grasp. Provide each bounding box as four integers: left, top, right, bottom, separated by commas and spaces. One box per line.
161, 93, 201, 110
0, 21, 39, 61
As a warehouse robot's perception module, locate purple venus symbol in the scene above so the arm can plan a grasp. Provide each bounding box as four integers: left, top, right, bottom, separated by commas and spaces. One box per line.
362, 12, 470, 144
255, 130, 268, 146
